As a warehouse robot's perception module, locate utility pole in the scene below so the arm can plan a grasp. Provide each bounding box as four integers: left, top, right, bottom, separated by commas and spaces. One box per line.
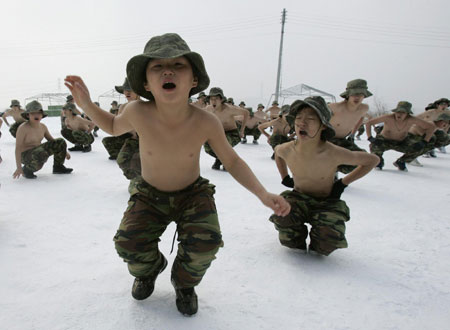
274, 8, 286, 103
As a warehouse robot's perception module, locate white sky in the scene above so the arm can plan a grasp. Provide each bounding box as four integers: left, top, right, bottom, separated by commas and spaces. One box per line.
1, 0, 450, 113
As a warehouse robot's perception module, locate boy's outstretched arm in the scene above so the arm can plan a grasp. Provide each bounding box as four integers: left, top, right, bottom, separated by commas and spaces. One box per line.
64, 75, 133, 136
207, 118, 290, 217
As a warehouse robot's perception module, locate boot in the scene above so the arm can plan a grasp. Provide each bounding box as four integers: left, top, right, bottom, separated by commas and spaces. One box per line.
68, 145, 84, 151
212, 159, 221, 170
241, 138, 247, 144
131, 256, 167, 300
23, 167, 37, 179
252, 140, 258, 144
393, 160, 407, 172
53, 164, 73, 174
172, 279, 198, 316
82, 145, 92, 153
376, 158, 384, 170
429, 149, 437, 158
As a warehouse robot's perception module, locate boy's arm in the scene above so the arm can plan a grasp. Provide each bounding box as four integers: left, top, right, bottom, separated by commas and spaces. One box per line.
335, 148, 379, 186
64, 76, 133, 135
44, 124, 54, 141
413, 117, 435, 142
350, 116, 364, 136
258, 119, 277, 138
2, 111, 11, 126
80, 117, 95, 132
365, 115, 388, 139
206, 116, 290, 216
13, 125, 26, 178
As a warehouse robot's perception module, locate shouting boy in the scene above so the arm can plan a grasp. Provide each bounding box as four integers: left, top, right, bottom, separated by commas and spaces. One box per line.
65, 33, 290, 316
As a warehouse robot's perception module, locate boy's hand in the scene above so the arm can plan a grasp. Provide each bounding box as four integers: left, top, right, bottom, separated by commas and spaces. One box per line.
13, 168, 23, 179
64, 76, 94, 109
260, 192, 291, 216
368, 136, 376, 143
281, 175, 294, 188
328, 179, 348, 199
346, 133, 355, 142
65, 152, 71, 160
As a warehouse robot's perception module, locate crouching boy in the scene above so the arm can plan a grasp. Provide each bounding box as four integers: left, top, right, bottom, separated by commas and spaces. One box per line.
13, 100, 72, 179
65, 33, 290, 316
269, 97, 378, 256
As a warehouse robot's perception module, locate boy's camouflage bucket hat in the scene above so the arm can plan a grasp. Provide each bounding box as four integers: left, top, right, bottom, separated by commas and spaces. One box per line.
208, 87, 226, 102
126, 33, 210, 101
435, 112, 450, 122
115, 77, 132, 94
340, 79, 372, 98
286, 96, 335, 139
21, 100, 47, 120
257, 103, 265, 109
434, 98, 450, 106
62, 102, 77, 114
197, 91, 206, 99
10, 99, 21, 107
391, 101, 413, 114
425, 103, 436, 111
279, 104, 290, 116
227, 97, 234, 104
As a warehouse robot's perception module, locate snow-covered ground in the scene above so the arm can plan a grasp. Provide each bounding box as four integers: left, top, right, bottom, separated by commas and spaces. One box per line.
0, 117, 449, 330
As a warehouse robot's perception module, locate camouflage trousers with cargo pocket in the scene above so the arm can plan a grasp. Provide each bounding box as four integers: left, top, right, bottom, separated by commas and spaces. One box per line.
329, 137, 366, 174
398, 134, 436, 162
9, 121, 24, 138
21, 138, 67, 172
102, 133, 133, 159
113, 176, 223, 288
117, 137, 141, 180
61, 127, 94, 146
269, 190, 350, 256
369, 134, 426, 165
268, 134, 292, 150
204, 129, 241, 158
243, 126, 262, 141
434, 130, 450, 148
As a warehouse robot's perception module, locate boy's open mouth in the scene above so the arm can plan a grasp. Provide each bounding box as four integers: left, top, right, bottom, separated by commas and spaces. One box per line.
299, 130, 308, 136
162, 82, 176, 90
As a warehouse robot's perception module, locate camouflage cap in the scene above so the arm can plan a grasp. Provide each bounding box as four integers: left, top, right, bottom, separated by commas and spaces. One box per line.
227, 97, 234, 104
272, 100, 279, 106
425, 103, 436, 111
197, 91, 206, 98
115, 77, 132, 94
434, 98, 450, 106
66, 95, 74, 102
286, 96, 335, 140
10, 99, 21, 107
21, 100, 47, 120
435, 112, 450, 122
62, 102, 77, 114
340, 79, 373, 99
246, 107, 253, 114
257, 103, 265, 109
208, 87, 226, 101
111, 100, 118, 105
239, 101, 246, 106
391, 101, 413, 114
126, 33, 210, 101
280, 104, 290, 115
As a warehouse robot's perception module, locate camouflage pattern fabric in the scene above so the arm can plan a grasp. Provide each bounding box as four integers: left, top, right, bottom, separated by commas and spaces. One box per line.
102, 133, 133, 159
21, 138, 67, 172
356, 124, 365, 136
204, 129, 240, 158
329, 137, 366, 174
113, 176, 223, 288
61, 128, 94, 146
117, 137, 141, 180
434, 130, 450, 148
9, 121, 24, 138
269, 190, 350, 256
268, 134, 291, 150
399, 134, 436, 162
369, 134, 426, 164
244, 126, 262, 141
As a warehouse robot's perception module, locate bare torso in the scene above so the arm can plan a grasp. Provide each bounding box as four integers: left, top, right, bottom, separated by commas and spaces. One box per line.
65, 115, 92, 131
265, 106, 280, 119
329, 101, 369, 138
205, 103, 242, 131
19, 122, 47, 151
4, 108, 26, 123
417, 109, 450, 122
379, 115, 415, 141
271, 117, 291, 136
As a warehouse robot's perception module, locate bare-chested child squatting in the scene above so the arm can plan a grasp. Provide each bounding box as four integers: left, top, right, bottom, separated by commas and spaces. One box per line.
2, 99, 26, 138
64, 33, 290, 316
269, 96, 378, 255
365, 101, 435, 171
328, 79, 372, 174
61, 103, 95, 152
204, 87, 249, 170
240, 104, 267, 144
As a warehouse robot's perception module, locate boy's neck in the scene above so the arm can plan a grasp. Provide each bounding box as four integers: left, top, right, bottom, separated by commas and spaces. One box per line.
154, 99, 192, 123
294, 137, 324, 154
344, 100, 361, 111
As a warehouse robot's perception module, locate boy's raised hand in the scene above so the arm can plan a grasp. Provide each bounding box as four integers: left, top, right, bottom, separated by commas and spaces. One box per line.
64, 76, 93, 109
260, 192, 291, 217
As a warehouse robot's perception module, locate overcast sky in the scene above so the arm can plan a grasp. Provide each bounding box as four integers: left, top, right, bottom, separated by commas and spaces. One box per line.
1, 0, 449, 114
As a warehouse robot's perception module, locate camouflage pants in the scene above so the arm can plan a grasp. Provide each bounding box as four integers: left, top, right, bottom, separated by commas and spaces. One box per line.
356, 125, 365, 137
268, 134, 291, 150
113, 176, 223, 288
102, 133, 132, 159
269, 190, 350, 256
369, 134, 426, 164
329, 137, 366, 174
244, 126, 261, 141
61, 127, 94, 146
9, 121, 24, 138
21, 138, 67, 172
400, 134, 436, 162
204, 129, 240, 158
434, 130, 450, 148
117, 137, 141, 180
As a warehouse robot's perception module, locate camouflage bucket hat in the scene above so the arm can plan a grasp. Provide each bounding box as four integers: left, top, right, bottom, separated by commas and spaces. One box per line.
280, 104, 290, 115
425, 103, 436, 111
115, 77, 132, 94
21, 100, 47, 120
208, 87, 226, 102
272, 100, 279, 106
340, 79, 373, 99
111, 100, 118, 106
286, 96, 335, 139
66, 95, 74, 102
62, 102, 77, 114
10, 99, 21, 107
126, 33, 210, 101
227, 97, 234, 104
197, 91, 206, 99
434, 98, 450, 106
435, 112, 450, 122
391, 101, 413, 114
257, 103, 265, 109
239, 101, 246, 106
246, 107, 253, 115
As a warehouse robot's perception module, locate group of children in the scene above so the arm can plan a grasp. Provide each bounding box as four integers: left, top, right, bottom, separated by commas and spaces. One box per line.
1, 32, 449, 317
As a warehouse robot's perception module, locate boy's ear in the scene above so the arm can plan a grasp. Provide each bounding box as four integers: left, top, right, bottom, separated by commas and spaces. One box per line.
144, 81, 151, 92
192, 77, 198, 88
